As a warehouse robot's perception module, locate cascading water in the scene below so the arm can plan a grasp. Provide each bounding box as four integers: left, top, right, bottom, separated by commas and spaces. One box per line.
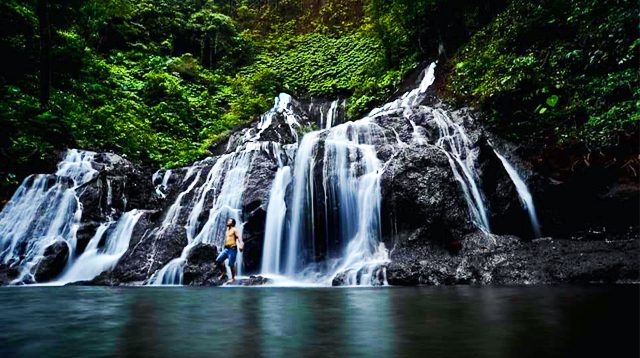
285, 132, 321, 276
430, 109, 491, 232
260, 166, 292, 274
263, 116, 390, 285
150, 154, 237, 285
0, 149, 98, 283
493, 150, 542, 237
153, 169, 173, 198
55, 210, 144, 284
0, 61, 545, 287
367, 62, 491, 232
255, 93, 301, 141
320, 121, 389, 285
324, 99, 343, 129
150, 140, 284, 285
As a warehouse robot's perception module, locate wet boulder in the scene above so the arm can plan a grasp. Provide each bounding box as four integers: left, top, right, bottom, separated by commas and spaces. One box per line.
331, 267, 388, 286
235, 275, 271, 286
34, 241, 70, 282
381, 145, 474, 248
183, 243, 224, 286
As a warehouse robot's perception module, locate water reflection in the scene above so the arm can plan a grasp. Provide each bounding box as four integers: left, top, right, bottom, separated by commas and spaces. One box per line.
0, 286, 637, 357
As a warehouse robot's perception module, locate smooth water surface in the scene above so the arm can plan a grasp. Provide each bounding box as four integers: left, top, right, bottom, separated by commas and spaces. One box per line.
0, 286, 637, 357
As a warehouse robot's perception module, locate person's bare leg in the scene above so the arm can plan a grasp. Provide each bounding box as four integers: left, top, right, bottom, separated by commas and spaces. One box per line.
217, 262, 226, 281
228, 267, 236, 283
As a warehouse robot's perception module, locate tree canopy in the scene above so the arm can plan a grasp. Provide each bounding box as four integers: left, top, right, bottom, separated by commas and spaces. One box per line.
0, 0, 637, 198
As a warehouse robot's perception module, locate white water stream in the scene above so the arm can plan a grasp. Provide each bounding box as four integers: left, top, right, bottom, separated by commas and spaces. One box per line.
0, 150, 98, 283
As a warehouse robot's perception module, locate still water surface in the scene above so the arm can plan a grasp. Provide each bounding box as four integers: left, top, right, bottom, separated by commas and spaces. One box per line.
0, 286, 637, 357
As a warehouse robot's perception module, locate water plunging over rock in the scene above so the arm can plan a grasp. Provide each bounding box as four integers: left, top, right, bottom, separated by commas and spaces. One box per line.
0, 150, 96, 283
0, 63, 637, 287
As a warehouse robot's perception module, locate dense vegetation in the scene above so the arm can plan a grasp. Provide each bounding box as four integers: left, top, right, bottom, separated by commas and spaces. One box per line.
447, 0, 639, 147
0, 0, 637, 198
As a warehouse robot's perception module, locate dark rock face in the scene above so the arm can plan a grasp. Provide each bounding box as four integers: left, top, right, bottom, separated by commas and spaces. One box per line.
183, 243, 225, 286
34, 241, 70, 282
476, 139, 537, 238
102, 214, 185, 284
76, 152, 159, 254
0, 264, 19, 285
241, 150, 279, 273
386, 231, 640, 285
381, 145, 474, 248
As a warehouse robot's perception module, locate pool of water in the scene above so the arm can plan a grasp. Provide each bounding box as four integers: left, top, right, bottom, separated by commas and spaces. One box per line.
0, 286, 637, 357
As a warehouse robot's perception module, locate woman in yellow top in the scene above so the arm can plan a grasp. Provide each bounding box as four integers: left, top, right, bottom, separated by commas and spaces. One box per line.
215, 218, 243, 283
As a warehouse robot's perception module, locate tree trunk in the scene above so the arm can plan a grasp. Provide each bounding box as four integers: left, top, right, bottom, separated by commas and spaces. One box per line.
202, 35, 211, 69
37, 0, 51, 109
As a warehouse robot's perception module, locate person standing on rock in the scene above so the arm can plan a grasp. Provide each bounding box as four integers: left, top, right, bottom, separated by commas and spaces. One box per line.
215, 218, 243, 284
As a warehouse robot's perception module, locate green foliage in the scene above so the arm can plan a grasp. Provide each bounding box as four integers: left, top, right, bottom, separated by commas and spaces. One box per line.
448, 0, 639, 146
2, 0, 635, 199
249, 33, 388, 94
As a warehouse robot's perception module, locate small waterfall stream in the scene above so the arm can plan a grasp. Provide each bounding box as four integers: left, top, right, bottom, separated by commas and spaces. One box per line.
150, 151, 251, 285
56, 210, 144, 284
261, 166, 292, 274
431, 109, 491, 232
493, 150, 542, 237
278, 120, 389, 284
0, 150, 98, 283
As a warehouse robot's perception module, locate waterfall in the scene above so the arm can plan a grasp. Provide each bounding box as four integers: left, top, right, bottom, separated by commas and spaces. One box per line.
321, 121, 388, 285
151, 142, 282, 285
285, 132, 321, 276
260, 166, 292, 274
160, 168, 202, 230
255, 93, 301, 141
150, 155, 235, 285
274, 119, 389, 285
0, 61, 545, 287
493, 150, 542, 237
431, 109, 491, 232
368, 62, 437, 118
153, 169, 173, 198
55, 210, 144, 284
0, 149, 98, 283
324, 99, 342, 129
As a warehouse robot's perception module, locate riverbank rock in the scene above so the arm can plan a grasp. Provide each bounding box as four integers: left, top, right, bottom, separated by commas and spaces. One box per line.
235, 275, 271, 286
183, 243, 226, 286
386, 231, 640, 285
331, 267, 388, 286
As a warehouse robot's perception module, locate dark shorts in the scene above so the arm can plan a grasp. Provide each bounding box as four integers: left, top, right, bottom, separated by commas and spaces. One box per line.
216, 247, 237, 267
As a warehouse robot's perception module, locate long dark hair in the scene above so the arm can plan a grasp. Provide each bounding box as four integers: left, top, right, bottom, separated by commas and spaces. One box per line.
228, 218, 236, 227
